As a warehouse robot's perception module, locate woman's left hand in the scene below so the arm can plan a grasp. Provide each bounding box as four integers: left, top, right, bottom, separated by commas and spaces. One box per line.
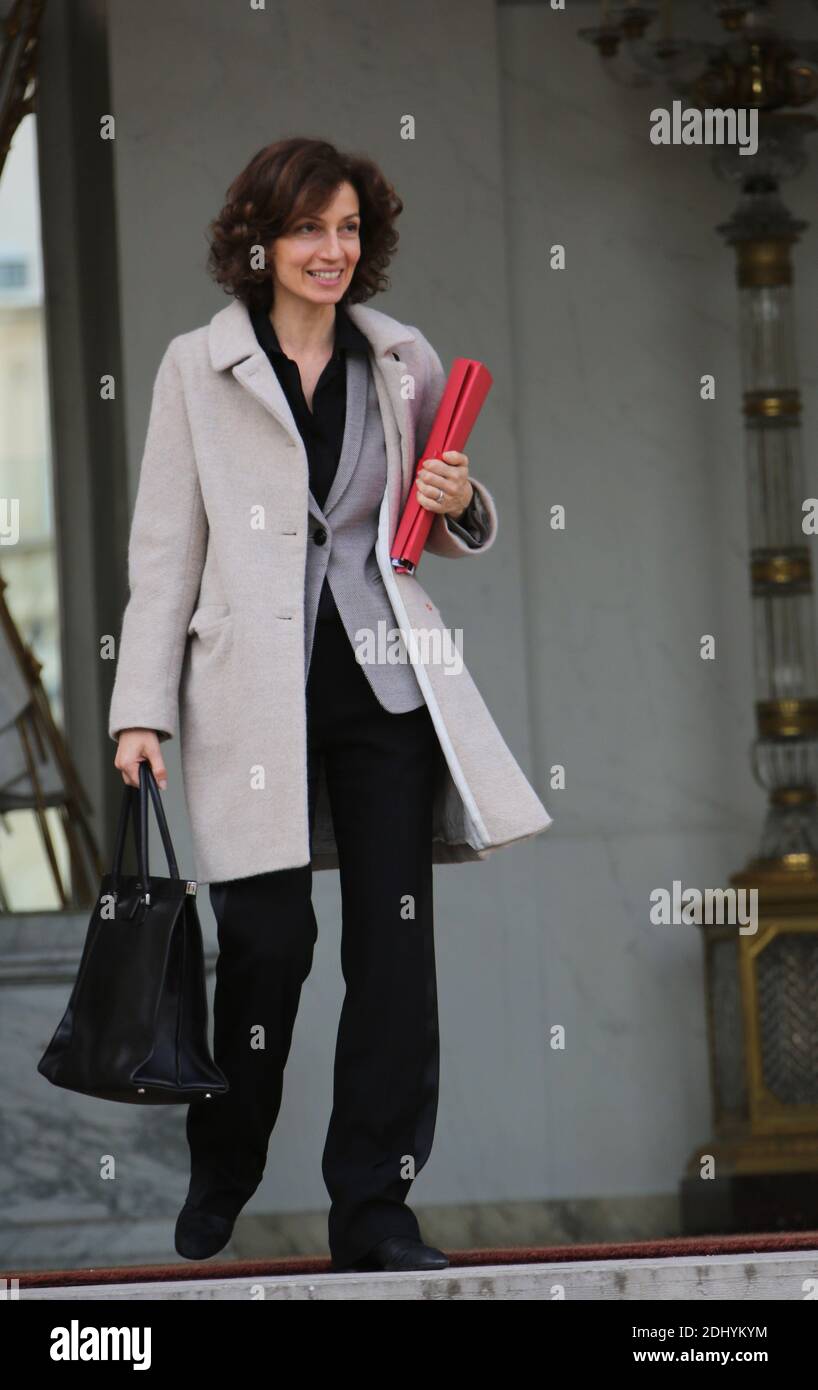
415, 450, 474, 522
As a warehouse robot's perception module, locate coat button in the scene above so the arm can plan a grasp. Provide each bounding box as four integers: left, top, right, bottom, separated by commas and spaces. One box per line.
313, 526, 328, 545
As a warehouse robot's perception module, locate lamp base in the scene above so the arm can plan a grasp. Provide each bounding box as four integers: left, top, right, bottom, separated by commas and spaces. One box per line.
680, 1167, 818, 1236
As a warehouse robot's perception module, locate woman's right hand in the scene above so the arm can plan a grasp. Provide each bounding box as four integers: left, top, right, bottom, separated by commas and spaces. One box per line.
114, 729, 168, 790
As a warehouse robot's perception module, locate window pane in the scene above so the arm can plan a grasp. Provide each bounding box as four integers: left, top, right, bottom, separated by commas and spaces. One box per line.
0, 113, 67, 912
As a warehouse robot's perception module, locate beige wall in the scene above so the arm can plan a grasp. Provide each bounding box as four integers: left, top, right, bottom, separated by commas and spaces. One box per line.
38, 0, 818, 1235
106, 0, 549, 1222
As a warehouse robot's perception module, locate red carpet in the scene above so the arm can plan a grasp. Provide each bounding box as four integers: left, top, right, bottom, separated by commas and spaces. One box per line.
7, 1229, 818, 1288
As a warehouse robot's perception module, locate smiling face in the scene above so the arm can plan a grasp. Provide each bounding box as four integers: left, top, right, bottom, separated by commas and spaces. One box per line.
270, 180, 361, 308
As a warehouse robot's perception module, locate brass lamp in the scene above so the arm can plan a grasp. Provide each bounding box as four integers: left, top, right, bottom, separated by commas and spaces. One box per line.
683, 107, 818, 1233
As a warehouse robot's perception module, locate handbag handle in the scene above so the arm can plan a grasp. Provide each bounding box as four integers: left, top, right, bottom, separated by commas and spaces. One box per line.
110, 761, 180, 906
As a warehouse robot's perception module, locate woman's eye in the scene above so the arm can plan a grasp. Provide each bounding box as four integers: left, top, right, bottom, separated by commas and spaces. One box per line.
295, 222, 359, 234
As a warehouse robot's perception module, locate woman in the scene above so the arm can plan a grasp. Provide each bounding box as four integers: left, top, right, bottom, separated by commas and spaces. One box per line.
109, 137, 552, 1273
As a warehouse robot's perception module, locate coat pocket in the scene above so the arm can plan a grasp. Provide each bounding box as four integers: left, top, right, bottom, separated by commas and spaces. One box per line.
187, 604, 231, 637
180, 611, 235, 750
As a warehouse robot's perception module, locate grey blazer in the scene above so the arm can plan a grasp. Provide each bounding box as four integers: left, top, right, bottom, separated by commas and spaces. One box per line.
303, 350, 490, 713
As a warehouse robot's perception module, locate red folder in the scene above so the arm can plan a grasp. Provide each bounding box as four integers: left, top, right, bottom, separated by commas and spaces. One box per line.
390, 357, 493, 574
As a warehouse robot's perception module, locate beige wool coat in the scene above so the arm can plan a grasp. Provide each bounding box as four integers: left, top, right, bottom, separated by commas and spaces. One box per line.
108, 297, 553, 883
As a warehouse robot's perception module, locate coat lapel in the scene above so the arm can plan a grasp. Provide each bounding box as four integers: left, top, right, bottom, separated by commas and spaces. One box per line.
345, 303, 419, 508
208, 298, 418, 530
367, 356, 415, 541
229, 353, 328, 525
321, 350, 368, 517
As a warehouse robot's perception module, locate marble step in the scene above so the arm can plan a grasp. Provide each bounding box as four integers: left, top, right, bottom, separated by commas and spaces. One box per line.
16, 1248, 818, 1301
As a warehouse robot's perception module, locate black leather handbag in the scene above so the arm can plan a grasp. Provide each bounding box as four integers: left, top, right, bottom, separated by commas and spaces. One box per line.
38, 761, 228, 1105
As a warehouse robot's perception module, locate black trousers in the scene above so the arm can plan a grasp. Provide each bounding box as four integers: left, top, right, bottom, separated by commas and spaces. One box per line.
184, 605, 442, 1265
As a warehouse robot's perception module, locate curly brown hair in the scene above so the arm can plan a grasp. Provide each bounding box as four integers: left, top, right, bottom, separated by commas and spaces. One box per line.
206, 137, 403, 312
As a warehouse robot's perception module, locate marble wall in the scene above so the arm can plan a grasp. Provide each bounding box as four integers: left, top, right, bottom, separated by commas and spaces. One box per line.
500, 0, 818, 1202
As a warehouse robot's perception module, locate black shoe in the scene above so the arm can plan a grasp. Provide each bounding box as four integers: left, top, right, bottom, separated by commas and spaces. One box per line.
333, 1236, 449, 1273
174, 1202, 235, 1260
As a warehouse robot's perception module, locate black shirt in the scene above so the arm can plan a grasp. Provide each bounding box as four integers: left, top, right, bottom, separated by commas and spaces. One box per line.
249, 299, 370, 513
250, 300, 369, 621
